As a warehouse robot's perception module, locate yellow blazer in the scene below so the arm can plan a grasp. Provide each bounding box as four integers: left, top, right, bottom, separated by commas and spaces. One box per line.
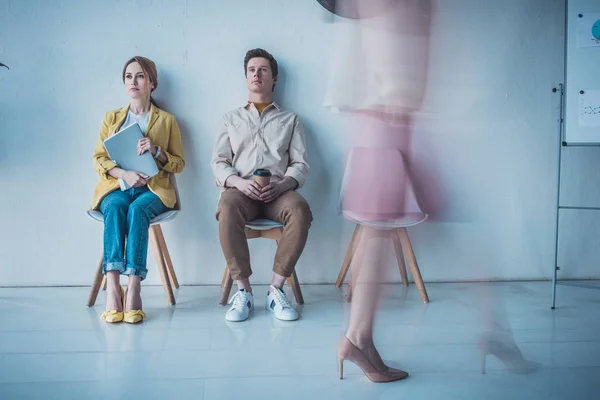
91, 104, 185, 210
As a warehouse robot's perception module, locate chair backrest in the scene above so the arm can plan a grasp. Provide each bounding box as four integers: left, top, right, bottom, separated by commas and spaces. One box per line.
339, 146, 423, 219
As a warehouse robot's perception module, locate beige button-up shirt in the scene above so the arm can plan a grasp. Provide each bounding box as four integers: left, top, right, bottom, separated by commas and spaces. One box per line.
211, 102, 309, 189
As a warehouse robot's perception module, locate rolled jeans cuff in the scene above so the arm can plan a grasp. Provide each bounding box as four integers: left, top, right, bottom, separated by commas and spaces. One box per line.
124, 265, 148, 281
104, 261, 125, 274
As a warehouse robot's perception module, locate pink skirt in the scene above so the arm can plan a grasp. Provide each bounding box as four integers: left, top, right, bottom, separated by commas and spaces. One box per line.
341, 117, 424, 223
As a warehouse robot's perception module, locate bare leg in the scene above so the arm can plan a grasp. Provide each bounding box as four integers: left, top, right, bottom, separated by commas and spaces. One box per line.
236, 278, 252, 294
344, 228, 406, 376
476, 261, 540, 373
269, 272, 286, 292
125, 275, 142, 311
345, 229, 378, 348
105, 270, 122, 312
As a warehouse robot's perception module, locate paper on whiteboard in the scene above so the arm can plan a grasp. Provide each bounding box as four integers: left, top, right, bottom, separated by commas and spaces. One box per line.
579, 90, 600, 127
577, 13, 600, 48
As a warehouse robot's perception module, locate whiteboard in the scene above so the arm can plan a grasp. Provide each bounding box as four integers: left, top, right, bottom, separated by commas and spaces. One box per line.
564, 0, 600, 145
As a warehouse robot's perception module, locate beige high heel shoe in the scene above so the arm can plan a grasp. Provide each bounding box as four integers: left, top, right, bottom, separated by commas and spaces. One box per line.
338, 337, 409, 383
479, 331, 541, 374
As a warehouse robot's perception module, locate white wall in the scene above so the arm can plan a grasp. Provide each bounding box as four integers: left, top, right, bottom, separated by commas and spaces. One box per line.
2, 0, 588, 287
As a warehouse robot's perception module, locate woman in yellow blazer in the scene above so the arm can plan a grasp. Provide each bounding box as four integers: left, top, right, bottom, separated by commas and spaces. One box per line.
92, 56, 185, 323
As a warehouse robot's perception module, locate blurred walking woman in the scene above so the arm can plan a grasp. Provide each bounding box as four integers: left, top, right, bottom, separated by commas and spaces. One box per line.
91, 56, 185, 323
321, 0, 431, 382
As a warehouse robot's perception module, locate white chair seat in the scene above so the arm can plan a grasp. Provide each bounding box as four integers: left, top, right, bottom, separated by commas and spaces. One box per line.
339, 147, 427, 230
86, 210, 104, 222
149, 210, 178, 224
245, 218, 283, 231
85, 209, 179, 226
342, 210, 427, 229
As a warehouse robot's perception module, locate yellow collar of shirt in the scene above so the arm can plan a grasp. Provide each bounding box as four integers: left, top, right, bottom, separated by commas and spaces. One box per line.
244, 101, 280, 115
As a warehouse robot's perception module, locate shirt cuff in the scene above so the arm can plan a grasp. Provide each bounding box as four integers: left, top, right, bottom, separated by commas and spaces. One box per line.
160, 150, 184, 173
98, 160, 118, 179
284, 168, 306, 189
215, 167, 239, 187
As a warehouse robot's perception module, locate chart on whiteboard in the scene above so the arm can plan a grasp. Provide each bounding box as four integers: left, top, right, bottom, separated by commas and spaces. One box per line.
577, 13, 600, 47
579, 90, 600, 127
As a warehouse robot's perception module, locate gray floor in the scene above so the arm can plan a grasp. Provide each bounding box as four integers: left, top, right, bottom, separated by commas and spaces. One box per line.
0, 281, 599, 400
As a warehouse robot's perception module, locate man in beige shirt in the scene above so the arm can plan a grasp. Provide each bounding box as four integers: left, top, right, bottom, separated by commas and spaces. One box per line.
211, 48, 312, 322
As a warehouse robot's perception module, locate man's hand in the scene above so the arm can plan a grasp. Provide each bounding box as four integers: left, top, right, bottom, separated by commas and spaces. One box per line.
234, 179, 263, 201
122, 171, 149, 188
260, 177, 297, 203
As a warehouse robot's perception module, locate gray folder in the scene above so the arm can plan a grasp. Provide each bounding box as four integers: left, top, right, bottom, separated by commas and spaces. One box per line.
103, 123, 159, 190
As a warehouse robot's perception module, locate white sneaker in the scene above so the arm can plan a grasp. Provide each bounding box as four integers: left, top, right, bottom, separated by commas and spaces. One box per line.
265, 285, 298, 321
225, 289, 254, 322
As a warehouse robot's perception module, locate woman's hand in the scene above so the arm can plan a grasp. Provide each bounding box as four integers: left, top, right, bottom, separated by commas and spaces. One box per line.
138, 138, 156, 156
122, 170, 148, 188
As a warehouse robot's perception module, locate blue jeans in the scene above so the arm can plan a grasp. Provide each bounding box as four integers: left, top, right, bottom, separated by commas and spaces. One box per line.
99, 186, 169, 280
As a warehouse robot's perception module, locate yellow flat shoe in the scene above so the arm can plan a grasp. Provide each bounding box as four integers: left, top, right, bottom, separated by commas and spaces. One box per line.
124, 310, 146, 324
101, 310, 124, 323
101, 285, 125, 323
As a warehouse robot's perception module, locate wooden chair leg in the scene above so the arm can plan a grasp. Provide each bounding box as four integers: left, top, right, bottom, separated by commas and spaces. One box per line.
154, 225, 179, 289
87, 255, 104, 306
392, 229, 409, 286
286, 270, 304, 305
220, 266, 233, 305
397, 228, 429, 303
150, 226, 175, 305
220, 266, 228, 288
336, 225, 362, 287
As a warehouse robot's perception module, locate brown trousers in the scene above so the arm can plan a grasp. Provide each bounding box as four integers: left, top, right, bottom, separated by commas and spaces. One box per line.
216, 188, 313, 280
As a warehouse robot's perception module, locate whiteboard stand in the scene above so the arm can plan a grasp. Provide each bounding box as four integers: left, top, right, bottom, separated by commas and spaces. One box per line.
552, 83, 600, 309
552, 0, 600, 308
